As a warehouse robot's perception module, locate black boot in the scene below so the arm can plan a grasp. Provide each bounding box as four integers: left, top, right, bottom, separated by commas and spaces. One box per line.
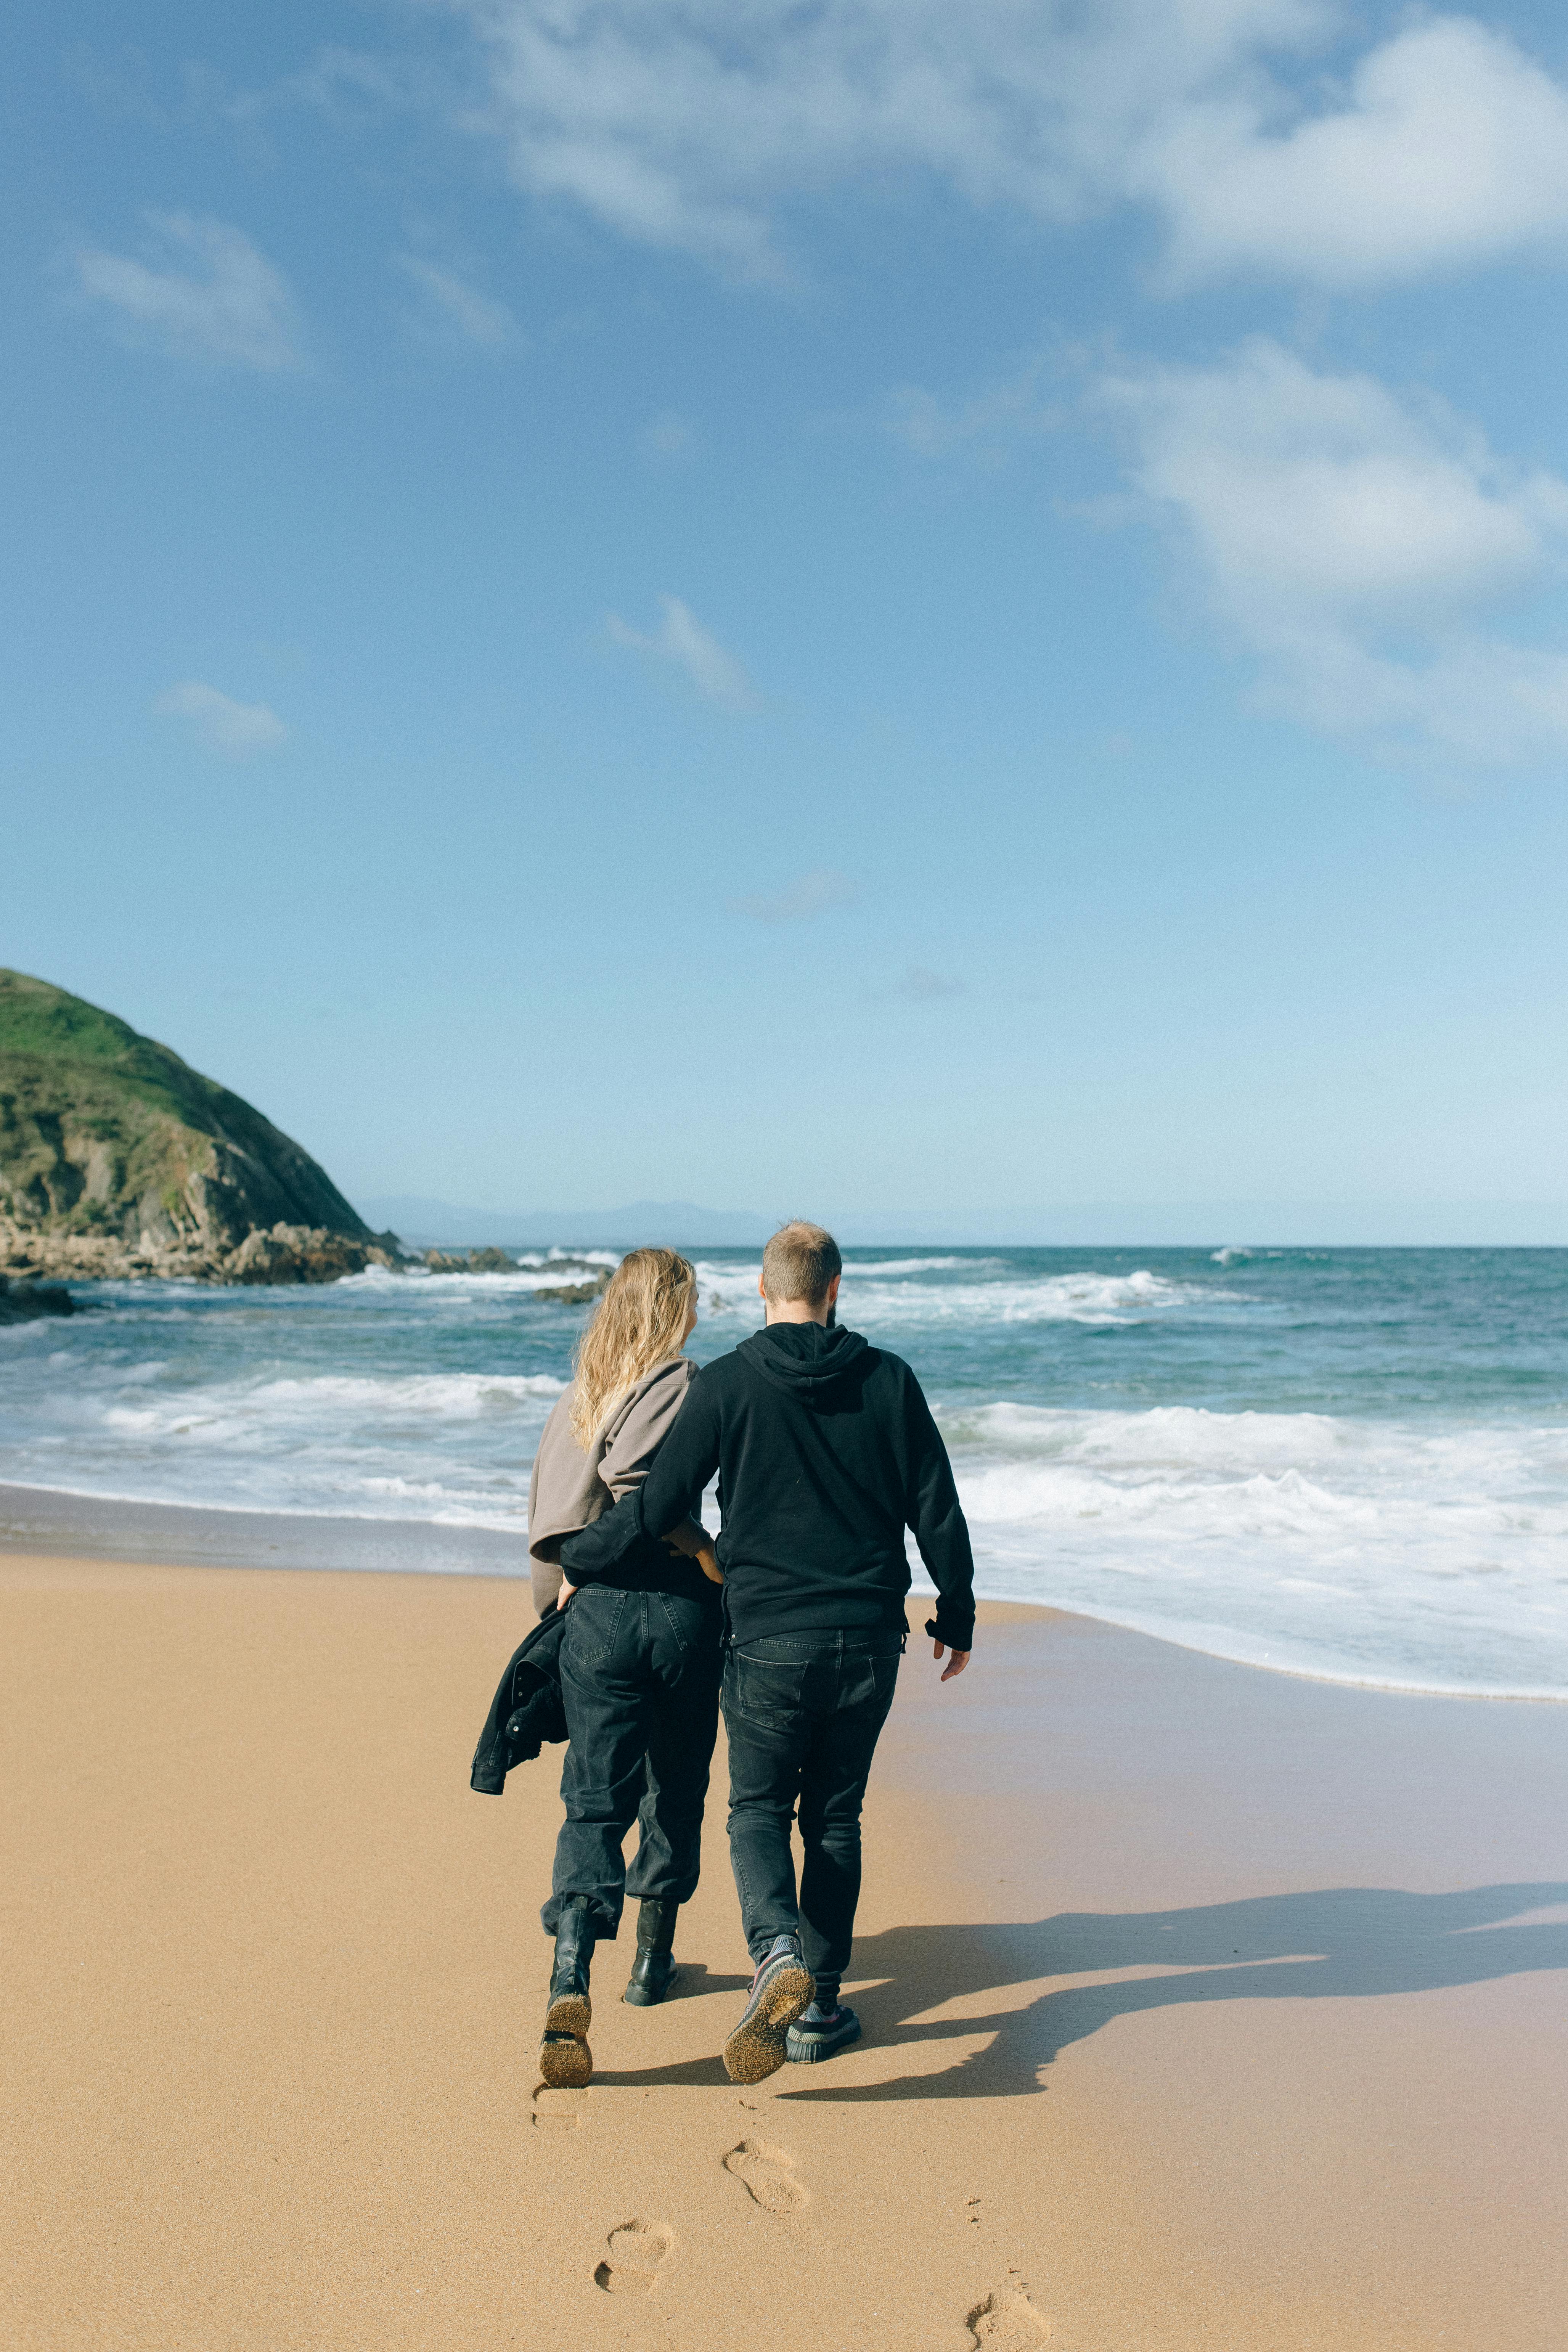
622, 1899, 678, 2007
540, 1897, 595, 2087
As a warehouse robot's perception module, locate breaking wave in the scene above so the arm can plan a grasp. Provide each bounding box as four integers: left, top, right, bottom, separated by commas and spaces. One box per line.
936, 1402, 1568, 1696
6, 1243, 1568, 1695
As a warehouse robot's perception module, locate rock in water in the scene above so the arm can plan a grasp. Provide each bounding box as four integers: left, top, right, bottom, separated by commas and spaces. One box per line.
534, 1272, 613, 1303
0, 1273, 75, 1324
424, 1249, 471, 1274
417, 1249, 613, 1300
225, 1225, 399, 1285
0, 968, 403, 1285
422, 1248, 518, 1274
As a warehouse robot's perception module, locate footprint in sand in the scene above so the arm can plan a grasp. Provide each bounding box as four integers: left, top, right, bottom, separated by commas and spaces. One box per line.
531, 2086, 587, 2129
967, 2275, 1050, 2348
594, 2220, 675, 2294
723, 2138, 808, 2215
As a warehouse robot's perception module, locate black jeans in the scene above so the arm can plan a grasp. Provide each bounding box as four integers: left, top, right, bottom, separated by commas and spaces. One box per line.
544, 1583, 721, 1940
723, 1627, 903, 1977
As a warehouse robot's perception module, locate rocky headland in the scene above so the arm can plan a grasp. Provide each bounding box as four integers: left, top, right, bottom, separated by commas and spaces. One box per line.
0, 969, 404, 1288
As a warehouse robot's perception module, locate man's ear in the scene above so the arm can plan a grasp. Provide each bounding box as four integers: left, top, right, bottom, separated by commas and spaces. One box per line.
757, 1274, 766, 1298
827, 1273, 842, 1303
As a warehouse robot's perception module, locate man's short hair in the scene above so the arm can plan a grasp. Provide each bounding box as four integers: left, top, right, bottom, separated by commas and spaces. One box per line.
761, 1219, 842, 1306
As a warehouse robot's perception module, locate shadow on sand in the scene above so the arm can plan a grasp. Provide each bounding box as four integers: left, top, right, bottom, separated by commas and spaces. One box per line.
588, 1960, 755, 2090
583, 1884, 1568, 2098
773, 1881, 1568, 2102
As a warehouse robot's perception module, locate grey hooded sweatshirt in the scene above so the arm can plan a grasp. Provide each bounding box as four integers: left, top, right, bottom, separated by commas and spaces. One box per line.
526, 1356, 708, 1616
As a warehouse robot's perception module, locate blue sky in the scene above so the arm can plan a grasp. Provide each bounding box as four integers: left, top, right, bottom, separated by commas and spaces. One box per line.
7, 1, 1568, 1238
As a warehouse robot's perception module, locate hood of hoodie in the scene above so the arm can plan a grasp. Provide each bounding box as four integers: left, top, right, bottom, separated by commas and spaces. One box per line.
739, 1320, 872, 1403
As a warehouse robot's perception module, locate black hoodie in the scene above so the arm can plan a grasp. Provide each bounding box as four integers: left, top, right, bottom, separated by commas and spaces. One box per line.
558, 1322, 976, 1649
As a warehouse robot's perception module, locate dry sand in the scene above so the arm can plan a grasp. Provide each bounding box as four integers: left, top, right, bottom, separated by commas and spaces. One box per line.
4, 1554, 1567, 2350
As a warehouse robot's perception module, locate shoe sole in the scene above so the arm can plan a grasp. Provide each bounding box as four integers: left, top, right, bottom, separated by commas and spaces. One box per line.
539, 2030, 592, 2088
541, 1987, 593, 2088
722, 1960, 813, 2085
545, 1987, 591, 2037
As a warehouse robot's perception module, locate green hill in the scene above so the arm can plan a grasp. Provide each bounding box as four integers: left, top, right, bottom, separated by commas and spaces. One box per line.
0, 969, 392, 1282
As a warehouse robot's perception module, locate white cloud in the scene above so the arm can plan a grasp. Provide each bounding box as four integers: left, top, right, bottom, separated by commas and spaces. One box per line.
74, 214, 305, 370
730, 869, 857, 922
155, 681, 289, 758
1149, 18, 1568, 286
893, 964, 965, 999
180, 45, 438, 133
1097, 339, 1568, 764
885, 365, 1057, 458
445, 0, 1308, 273
395, 253, 519, 345
445, 3, 1568, 286
607, 594, 758, 709
640, 409, 696, 461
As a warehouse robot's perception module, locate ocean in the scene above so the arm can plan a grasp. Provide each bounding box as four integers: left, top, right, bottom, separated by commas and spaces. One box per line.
4, 1246, 1566, 1699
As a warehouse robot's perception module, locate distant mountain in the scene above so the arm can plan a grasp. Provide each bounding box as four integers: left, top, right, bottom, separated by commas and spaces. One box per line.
359, 1196, 774, 1248
355, 1195, 1568, 1249
0, 969, 397, 1284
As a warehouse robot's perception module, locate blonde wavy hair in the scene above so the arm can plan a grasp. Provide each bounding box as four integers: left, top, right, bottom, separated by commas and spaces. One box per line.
569, 1247, 698, 1448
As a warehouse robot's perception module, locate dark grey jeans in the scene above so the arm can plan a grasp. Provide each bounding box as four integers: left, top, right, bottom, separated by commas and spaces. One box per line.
723, 1626, 903, 1977
544, 1583, 721, 1940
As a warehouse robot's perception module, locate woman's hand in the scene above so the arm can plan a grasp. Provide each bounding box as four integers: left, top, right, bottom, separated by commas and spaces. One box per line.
649, 1515, 720, 1579
558, 1580, 576, 1604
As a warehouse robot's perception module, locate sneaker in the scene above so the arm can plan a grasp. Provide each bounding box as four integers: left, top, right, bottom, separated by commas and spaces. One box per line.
721, 1937, 813, 2085
786, 2002, 862, 2063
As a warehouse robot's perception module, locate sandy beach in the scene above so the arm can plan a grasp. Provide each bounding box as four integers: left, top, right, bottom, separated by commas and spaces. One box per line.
5, 1551, 1567, 2350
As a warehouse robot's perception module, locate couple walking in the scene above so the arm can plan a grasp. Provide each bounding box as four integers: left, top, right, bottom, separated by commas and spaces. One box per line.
525, 1219, 977, 2088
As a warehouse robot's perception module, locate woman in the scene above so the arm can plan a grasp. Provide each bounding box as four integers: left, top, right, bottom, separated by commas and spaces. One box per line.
526, 1247, 721, 2089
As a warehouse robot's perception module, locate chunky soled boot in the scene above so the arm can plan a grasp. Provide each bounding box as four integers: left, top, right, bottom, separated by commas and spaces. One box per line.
540, 1897, 596, 2088
622, 1900, 678, 2007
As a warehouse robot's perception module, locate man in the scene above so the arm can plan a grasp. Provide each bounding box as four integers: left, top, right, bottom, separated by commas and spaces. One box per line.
559, 1219, 975, 2084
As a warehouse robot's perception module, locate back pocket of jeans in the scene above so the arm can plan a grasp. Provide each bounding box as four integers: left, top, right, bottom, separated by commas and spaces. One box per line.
841, 1646, 900, 1717
728, 1647, 809, 1729
565, 1587, 626, 1664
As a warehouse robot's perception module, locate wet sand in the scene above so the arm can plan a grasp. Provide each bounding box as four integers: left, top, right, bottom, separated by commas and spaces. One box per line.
3, 1555, 1566, 2349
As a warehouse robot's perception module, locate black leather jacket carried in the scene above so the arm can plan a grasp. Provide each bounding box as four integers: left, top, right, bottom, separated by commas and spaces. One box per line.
469, 1602, 569, 1794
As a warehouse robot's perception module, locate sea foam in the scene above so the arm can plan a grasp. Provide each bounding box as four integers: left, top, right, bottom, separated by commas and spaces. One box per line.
938, 1402, 1568, 1696
5, 1244, 1567, 1697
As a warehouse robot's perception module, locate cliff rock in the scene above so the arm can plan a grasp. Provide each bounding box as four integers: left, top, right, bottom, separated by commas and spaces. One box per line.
0, 969, 402, 1285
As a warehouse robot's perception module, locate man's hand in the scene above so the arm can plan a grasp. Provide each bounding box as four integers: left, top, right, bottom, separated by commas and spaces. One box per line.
696, 1541, 723, 1585
933, 1639, 970, 1682
558, 1581, 576, 1604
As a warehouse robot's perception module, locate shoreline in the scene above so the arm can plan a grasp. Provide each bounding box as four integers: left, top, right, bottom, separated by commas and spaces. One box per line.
4, 1473, 1564, 1704
4, 1548, 1566, 2348
0, 1478, 530, 1577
